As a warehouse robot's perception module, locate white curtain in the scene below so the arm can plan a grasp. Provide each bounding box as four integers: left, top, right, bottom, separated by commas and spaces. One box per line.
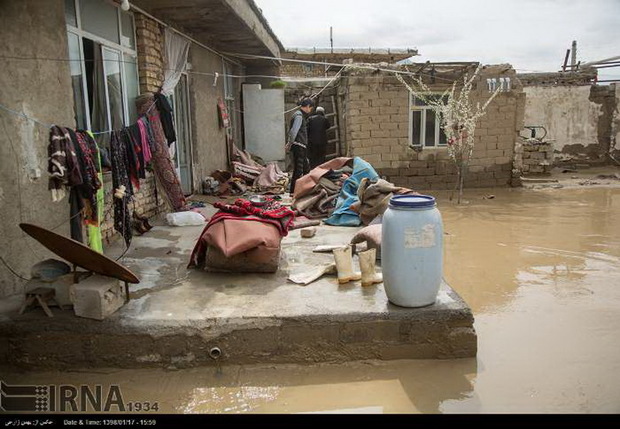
160, 29, 190, 96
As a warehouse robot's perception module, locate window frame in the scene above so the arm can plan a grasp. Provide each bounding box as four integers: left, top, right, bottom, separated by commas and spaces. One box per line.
65, 0, 138, 131
408, 93, 448, 149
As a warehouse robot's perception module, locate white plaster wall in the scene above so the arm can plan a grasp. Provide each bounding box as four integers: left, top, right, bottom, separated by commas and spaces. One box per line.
243, 84, 285, 162
523, 86, 601, 152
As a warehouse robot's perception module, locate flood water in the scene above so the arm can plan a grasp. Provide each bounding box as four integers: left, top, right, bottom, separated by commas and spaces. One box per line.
3, 186, 620, 414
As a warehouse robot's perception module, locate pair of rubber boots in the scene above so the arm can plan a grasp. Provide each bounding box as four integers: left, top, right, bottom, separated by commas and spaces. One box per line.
333, 245, 383, 287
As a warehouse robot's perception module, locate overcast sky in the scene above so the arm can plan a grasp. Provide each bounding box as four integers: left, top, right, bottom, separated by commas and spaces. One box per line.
254, 0, 620, 81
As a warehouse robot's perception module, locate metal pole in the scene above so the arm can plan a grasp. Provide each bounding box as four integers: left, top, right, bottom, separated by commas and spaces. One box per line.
330, 27, 334, 54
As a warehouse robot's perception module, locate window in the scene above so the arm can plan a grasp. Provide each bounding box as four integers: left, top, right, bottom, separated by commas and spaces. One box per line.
65, 0, 139, 142
409, 94, 448, 148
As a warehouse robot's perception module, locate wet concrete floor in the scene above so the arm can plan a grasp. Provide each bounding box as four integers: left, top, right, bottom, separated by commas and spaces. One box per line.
2, 185, 620, 413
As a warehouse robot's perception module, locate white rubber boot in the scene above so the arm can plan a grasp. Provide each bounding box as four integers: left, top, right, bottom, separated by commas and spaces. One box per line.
333, 245, 361, 284
359, 248, 383, 287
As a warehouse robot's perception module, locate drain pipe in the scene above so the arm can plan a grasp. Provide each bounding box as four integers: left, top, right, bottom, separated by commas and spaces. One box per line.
209, 347, 222, 360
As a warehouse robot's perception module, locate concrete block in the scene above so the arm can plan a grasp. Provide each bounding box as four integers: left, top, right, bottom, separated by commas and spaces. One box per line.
70, 275, 125, 321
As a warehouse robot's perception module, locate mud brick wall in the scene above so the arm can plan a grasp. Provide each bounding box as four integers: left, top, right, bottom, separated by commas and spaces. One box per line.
519, 141, 554, 175
341, 66, 526, 190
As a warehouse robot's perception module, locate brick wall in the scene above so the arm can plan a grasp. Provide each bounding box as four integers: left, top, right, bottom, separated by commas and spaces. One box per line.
341, 66, 525, 190
135, 14, 164, 93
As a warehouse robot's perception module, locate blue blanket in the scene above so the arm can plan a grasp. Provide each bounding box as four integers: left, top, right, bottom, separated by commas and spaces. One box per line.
325, 157, 379, 227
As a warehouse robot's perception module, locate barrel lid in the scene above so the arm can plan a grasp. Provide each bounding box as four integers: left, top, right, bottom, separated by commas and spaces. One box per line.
389, 195, 436, 209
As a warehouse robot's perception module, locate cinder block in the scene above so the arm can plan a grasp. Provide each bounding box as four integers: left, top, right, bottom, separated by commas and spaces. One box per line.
70, 275, 126, 321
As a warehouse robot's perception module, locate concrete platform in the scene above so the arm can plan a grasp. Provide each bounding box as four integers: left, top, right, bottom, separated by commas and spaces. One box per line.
0, 220, 476, 370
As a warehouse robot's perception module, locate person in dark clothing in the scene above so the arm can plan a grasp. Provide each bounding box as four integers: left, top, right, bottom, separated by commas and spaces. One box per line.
307, 106, 331, 169
287, 98, 314, 194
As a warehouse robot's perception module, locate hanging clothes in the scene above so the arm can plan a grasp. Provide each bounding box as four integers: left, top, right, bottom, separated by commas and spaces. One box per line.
68, 129, 102, 226
85, 130, 104, 254
110, 131, 133, 247
146, 112, 187, 211
69, 187, 84, 243
137, 117, 152, 165
48, 125, 83, 202
118, 128, 139, 193
127, 123, 146, 180
154, 92, 176, 146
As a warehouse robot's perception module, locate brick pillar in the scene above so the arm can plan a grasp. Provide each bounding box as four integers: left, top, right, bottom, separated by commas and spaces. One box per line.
135, 14, 164, 94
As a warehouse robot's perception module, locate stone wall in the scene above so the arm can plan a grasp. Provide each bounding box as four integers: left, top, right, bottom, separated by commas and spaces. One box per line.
341, 65, 525, 190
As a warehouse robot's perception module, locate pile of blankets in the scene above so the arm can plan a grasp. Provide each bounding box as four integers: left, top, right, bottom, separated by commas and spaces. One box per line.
188, 197, 295, 271
202, 147, 289, 197
292, 157, 417, 227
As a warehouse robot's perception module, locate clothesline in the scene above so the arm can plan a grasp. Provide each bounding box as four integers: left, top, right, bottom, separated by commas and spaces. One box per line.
0, 101, 156, 135
0, 65, 338, 131
0, 54, 464, 84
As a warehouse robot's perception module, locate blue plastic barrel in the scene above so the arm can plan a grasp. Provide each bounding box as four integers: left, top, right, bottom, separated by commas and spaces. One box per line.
381, 195, 444, 307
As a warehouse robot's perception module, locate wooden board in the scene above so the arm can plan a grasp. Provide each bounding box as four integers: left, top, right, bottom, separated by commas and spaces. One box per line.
20, 223, 140, 284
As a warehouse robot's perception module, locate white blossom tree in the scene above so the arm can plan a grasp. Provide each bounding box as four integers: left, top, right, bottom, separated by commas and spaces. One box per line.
395, 65, 501, 203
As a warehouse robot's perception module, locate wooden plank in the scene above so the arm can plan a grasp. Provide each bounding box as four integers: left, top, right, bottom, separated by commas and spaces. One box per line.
331, 95, 341, 157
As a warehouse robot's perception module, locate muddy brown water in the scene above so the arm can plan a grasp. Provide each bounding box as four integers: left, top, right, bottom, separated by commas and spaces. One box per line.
2, 186, 620, 414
